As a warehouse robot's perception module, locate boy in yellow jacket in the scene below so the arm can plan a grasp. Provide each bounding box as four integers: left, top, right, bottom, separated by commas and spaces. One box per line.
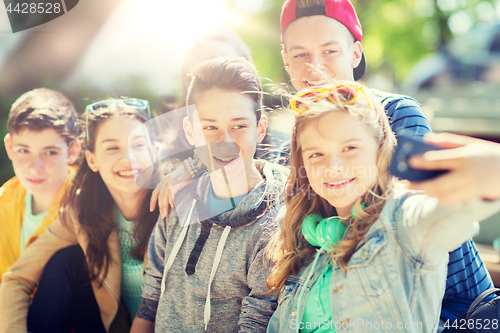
0, 88, 80, 284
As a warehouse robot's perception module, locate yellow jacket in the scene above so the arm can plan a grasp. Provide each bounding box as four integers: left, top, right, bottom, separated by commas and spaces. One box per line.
0, 209, 124, 333
0, 167, 76, 284
0, 195, 148, 332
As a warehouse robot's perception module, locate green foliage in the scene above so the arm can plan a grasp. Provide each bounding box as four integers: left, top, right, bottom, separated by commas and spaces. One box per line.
242, 0, 500, 82
235, 0, 286, 85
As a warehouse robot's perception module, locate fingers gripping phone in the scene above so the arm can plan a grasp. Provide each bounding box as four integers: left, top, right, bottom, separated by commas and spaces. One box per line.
390, 134, 448, 182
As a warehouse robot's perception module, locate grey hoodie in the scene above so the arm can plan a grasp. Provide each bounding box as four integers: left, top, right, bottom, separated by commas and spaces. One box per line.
136, 160, 287, 332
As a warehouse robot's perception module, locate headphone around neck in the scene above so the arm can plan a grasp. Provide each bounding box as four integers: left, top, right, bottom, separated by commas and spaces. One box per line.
294, 203, 366, 333
301, 203, 366, 252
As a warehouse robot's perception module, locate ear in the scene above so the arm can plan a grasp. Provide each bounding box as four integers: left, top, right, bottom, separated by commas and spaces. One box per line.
85, 150, 99, 172
351, 41, 363, 69
256, 115, 268, 144
281, 49, 290, 70
183, 117, 195, 146
67, 140, 81, 165
4, 134, 13, 160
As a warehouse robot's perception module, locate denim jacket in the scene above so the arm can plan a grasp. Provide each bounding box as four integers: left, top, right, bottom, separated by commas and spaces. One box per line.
267, 190, 500, 333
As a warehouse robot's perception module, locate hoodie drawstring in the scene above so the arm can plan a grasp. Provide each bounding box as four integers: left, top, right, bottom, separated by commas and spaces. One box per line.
160, 199, 197, 297
158, 198, 232, 330
204, 225, 231, 330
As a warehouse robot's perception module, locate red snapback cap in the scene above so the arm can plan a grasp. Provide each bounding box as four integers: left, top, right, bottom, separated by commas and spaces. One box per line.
280, 0, 366, 81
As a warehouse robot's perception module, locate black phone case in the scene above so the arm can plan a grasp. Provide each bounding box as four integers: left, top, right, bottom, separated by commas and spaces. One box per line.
390, 134, 448, 182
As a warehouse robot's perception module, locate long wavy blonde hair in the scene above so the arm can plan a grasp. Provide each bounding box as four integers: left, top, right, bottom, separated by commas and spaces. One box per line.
267, 82, 397, 293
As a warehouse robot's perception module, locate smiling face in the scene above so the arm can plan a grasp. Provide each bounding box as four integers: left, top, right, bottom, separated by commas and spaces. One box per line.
299, 111, 378, 217
184, 88, 267, 181
282, 15, 363, 91
5, 128, 77, 198
85, 117, 151, 199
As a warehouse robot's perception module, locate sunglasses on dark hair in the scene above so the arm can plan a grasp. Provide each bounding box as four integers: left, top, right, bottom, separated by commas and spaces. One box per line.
290, 83, 373, 116
85, 98, 151, 141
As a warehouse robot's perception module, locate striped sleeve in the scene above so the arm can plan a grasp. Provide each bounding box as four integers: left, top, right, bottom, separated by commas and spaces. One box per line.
440, 239, 493, 321
371, 89, 432, 137
444, 240, 493, 299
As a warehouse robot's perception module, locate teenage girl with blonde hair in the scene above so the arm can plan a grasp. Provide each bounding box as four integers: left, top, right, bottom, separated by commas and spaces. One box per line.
266, 82, 500, 333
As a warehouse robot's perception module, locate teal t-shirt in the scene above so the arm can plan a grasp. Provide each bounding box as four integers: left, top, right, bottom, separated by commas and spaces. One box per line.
207, 185, 247, 217
115, 208, 144, 320
301, 262, 336, 333
21, 193, 47, 253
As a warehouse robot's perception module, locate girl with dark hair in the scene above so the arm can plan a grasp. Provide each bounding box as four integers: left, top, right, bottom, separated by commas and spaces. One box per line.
0, 99, 159, 333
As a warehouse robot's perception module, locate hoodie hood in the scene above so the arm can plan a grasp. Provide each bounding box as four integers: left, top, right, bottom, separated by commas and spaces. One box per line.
152, 160, 287, 331
174, 159, 288, 228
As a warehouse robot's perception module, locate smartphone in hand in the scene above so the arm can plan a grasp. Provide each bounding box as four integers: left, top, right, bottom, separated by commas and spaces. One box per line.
390, 134, 448, 182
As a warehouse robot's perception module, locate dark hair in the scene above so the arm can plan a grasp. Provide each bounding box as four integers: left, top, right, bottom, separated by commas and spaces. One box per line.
61, 102, 159, 282
7, 88, 78, 145
186, 57, 262, 122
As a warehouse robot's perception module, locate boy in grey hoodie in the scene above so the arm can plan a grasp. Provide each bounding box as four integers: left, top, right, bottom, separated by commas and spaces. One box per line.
132, 58, 287, 332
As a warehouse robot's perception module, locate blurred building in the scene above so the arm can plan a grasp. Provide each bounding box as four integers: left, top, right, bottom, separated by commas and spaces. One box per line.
403, 23, 500, 245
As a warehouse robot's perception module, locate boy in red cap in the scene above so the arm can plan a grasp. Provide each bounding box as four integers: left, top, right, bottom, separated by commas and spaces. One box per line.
278, 0, 430, 143
278, 0, 493, 327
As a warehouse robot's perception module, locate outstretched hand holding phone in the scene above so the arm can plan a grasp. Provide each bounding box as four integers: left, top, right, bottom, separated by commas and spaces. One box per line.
406, 133, 500, 205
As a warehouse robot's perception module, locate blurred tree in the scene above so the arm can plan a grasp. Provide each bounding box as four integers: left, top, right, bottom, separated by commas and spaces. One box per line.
2, 0, 499, 183
351, 0, 499, 82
